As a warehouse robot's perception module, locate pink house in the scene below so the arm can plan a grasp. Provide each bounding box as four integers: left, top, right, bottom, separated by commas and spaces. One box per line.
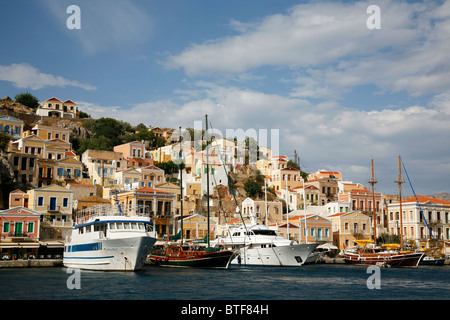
0, 206, 41, 259
114, 141, 146, 160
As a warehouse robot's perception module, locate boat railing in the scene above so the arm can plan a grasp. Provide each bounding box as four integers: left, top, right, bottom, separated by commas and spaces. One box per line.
75, 204, 152, 223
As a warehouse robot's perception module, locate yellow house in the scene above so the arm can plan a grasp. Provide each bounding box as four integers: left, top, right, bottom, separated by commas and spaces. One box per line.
0, 115, 24, 142
178, 214, 212, 241
184, 182, 202, 215
81, 149, 127, 187
155, 181, 195, 216
25, 124, 71, 143
148, 148, 172, 163
137, 165, 165, 188
55, 157, 83, 185
27, 184, 74, 227
12, 134, 45, 158
44, 138, 72, 161
113, 187, 176, 239
18, 125, 72, 161
115, 168, 141, 189
329, 211, 372, 250
256, 158, 272, 177
270, 167, 302, 191
36, 158, 55, 187
278, 214, 332, 244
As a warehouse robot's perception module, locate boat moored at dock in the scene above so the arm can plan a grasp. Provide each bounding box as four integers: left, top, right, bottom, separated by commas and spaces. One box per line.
211, 218, 318, 267
63, 204, 157, 271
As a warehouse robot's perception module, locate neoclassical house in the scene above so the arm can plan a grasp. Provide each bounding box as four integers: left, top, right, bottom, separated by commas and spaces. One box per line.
36, 97, 78, 118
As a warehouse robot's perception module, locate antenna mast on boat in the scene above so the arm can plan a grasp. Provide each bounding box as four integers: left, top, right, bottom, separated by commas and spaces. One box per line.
179, 126, 183, 245
395, 155, 405, 249
264, 178, 268, 226
368, 159, 377, 244
205, 114, 210, 248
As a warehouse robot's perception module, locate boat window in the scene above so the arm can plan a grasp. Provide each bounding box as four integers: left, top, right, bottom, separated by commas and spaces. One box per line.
116, 223, 123, 229
94, 223, 107, 232
131, 223, 138, 230
86, 225, 91, 233
232, 232, 241, 236
252, 230, 277, 236
124, 223, 130, 230
109, 223, 116, 230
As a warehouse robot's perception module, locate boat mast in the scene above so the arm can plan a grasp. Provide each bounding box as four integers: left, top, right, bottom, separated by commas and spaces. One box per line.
368, 159, 377, 244
179, 126, 183, 245
205, 114, 210, 248
286, 177, 289, 239
264, 178, 268, 226
303, 178, 307, 244
395, 155, 404, 249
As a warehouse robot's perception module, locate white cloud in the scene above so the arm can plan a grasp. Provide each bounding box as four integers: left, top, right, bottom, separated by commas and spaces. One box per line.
76, 101, 122, 119
165, 0, 450, 101
0, 63, 96, 91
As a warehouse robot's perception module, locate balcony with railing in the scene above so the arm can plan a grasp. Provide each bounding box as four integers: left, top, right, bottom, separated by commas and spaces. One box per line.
47, 205, 60, 213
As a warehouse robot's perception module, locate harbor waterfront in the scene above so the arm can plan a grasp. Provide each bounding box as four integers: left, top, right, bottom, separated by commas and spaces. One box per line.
0, 264, 448, 301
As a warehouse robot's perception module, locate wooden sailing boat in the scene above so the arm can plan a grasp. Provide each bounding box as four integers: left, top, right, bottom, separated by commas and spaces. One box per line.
344, 157, 424, 267
148, 117, 236, 268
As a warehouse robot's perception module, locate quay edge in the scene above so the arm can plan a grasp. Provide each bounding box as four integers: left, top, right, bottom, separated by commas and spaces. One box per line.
0, 259, 63, 268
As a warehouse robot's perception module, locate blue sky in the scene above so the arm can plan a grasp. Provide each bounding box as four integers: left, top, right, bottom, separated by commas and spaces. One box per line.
1, 0, 450, 195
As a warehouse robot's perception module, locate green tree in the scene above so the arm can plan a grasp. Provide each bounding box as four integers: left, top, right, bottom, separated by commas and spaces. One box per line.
287, 160, 308, 181
155, 160, 181, 175
14, 92, 39, 111
0, 132, 11, 152
78, 110, 90, 118
244, 178, 262, 198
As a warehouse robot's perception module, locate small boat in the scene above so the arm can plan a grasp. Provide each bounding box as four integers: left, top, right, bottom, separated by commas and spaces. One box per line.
64, 204, 157, 271
148, 242, 236, 268
419, 248, 445, 266
344, 241, 423, 267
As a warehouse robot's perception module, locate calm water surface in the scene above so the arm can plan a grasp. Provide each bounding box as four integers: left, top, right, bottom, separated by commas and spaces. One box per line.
0, 264, 448, 300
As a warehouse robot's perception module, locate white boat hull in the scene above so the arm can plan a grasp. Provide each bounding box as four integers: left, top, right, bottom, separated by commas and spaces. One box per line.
232, 243, 318, 267
64, 236, 156, 271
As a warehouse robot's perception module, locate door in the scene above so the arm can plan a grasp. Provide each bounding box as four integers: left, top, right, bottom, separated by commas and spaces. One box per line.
317, 228, 323, 241
15, 222, 23, 237
50, 197, 57, 211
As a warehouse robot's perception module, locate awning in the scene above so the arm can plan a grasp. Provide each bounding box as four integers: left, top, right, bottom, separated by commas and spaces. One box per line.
39, 241, 65, 248
0, 242, 40, 249
317, 243, 338, 250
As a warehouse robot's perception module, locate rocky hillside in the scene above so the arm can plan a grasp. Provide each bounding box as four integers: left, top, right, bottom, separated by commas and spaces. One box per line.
428, 192, 450, 202
0, 96, 34, 114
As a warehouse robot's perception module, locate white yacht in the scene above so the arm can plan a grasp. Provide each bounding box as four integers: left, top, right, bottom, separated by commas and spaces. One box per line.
211, 216, 318, 267
63, 204, 157, 271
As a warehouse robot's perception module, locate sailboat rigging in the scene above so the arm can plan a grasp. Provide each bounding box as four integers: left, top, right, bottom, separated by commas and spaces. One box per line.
343, 157, 424, 267
402, 161, 445, 265
147, 116, 236, 268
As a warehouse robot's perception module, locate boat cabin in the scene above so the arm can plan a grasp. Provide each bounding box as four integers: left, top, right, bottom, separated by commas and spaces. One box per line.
74, 220, 153, 236
231, 229, 277, 237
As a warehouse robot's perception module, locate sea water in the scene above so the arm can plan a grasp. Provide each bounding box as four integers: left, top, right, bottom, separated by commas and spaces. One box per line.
0, 264, 448, 301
